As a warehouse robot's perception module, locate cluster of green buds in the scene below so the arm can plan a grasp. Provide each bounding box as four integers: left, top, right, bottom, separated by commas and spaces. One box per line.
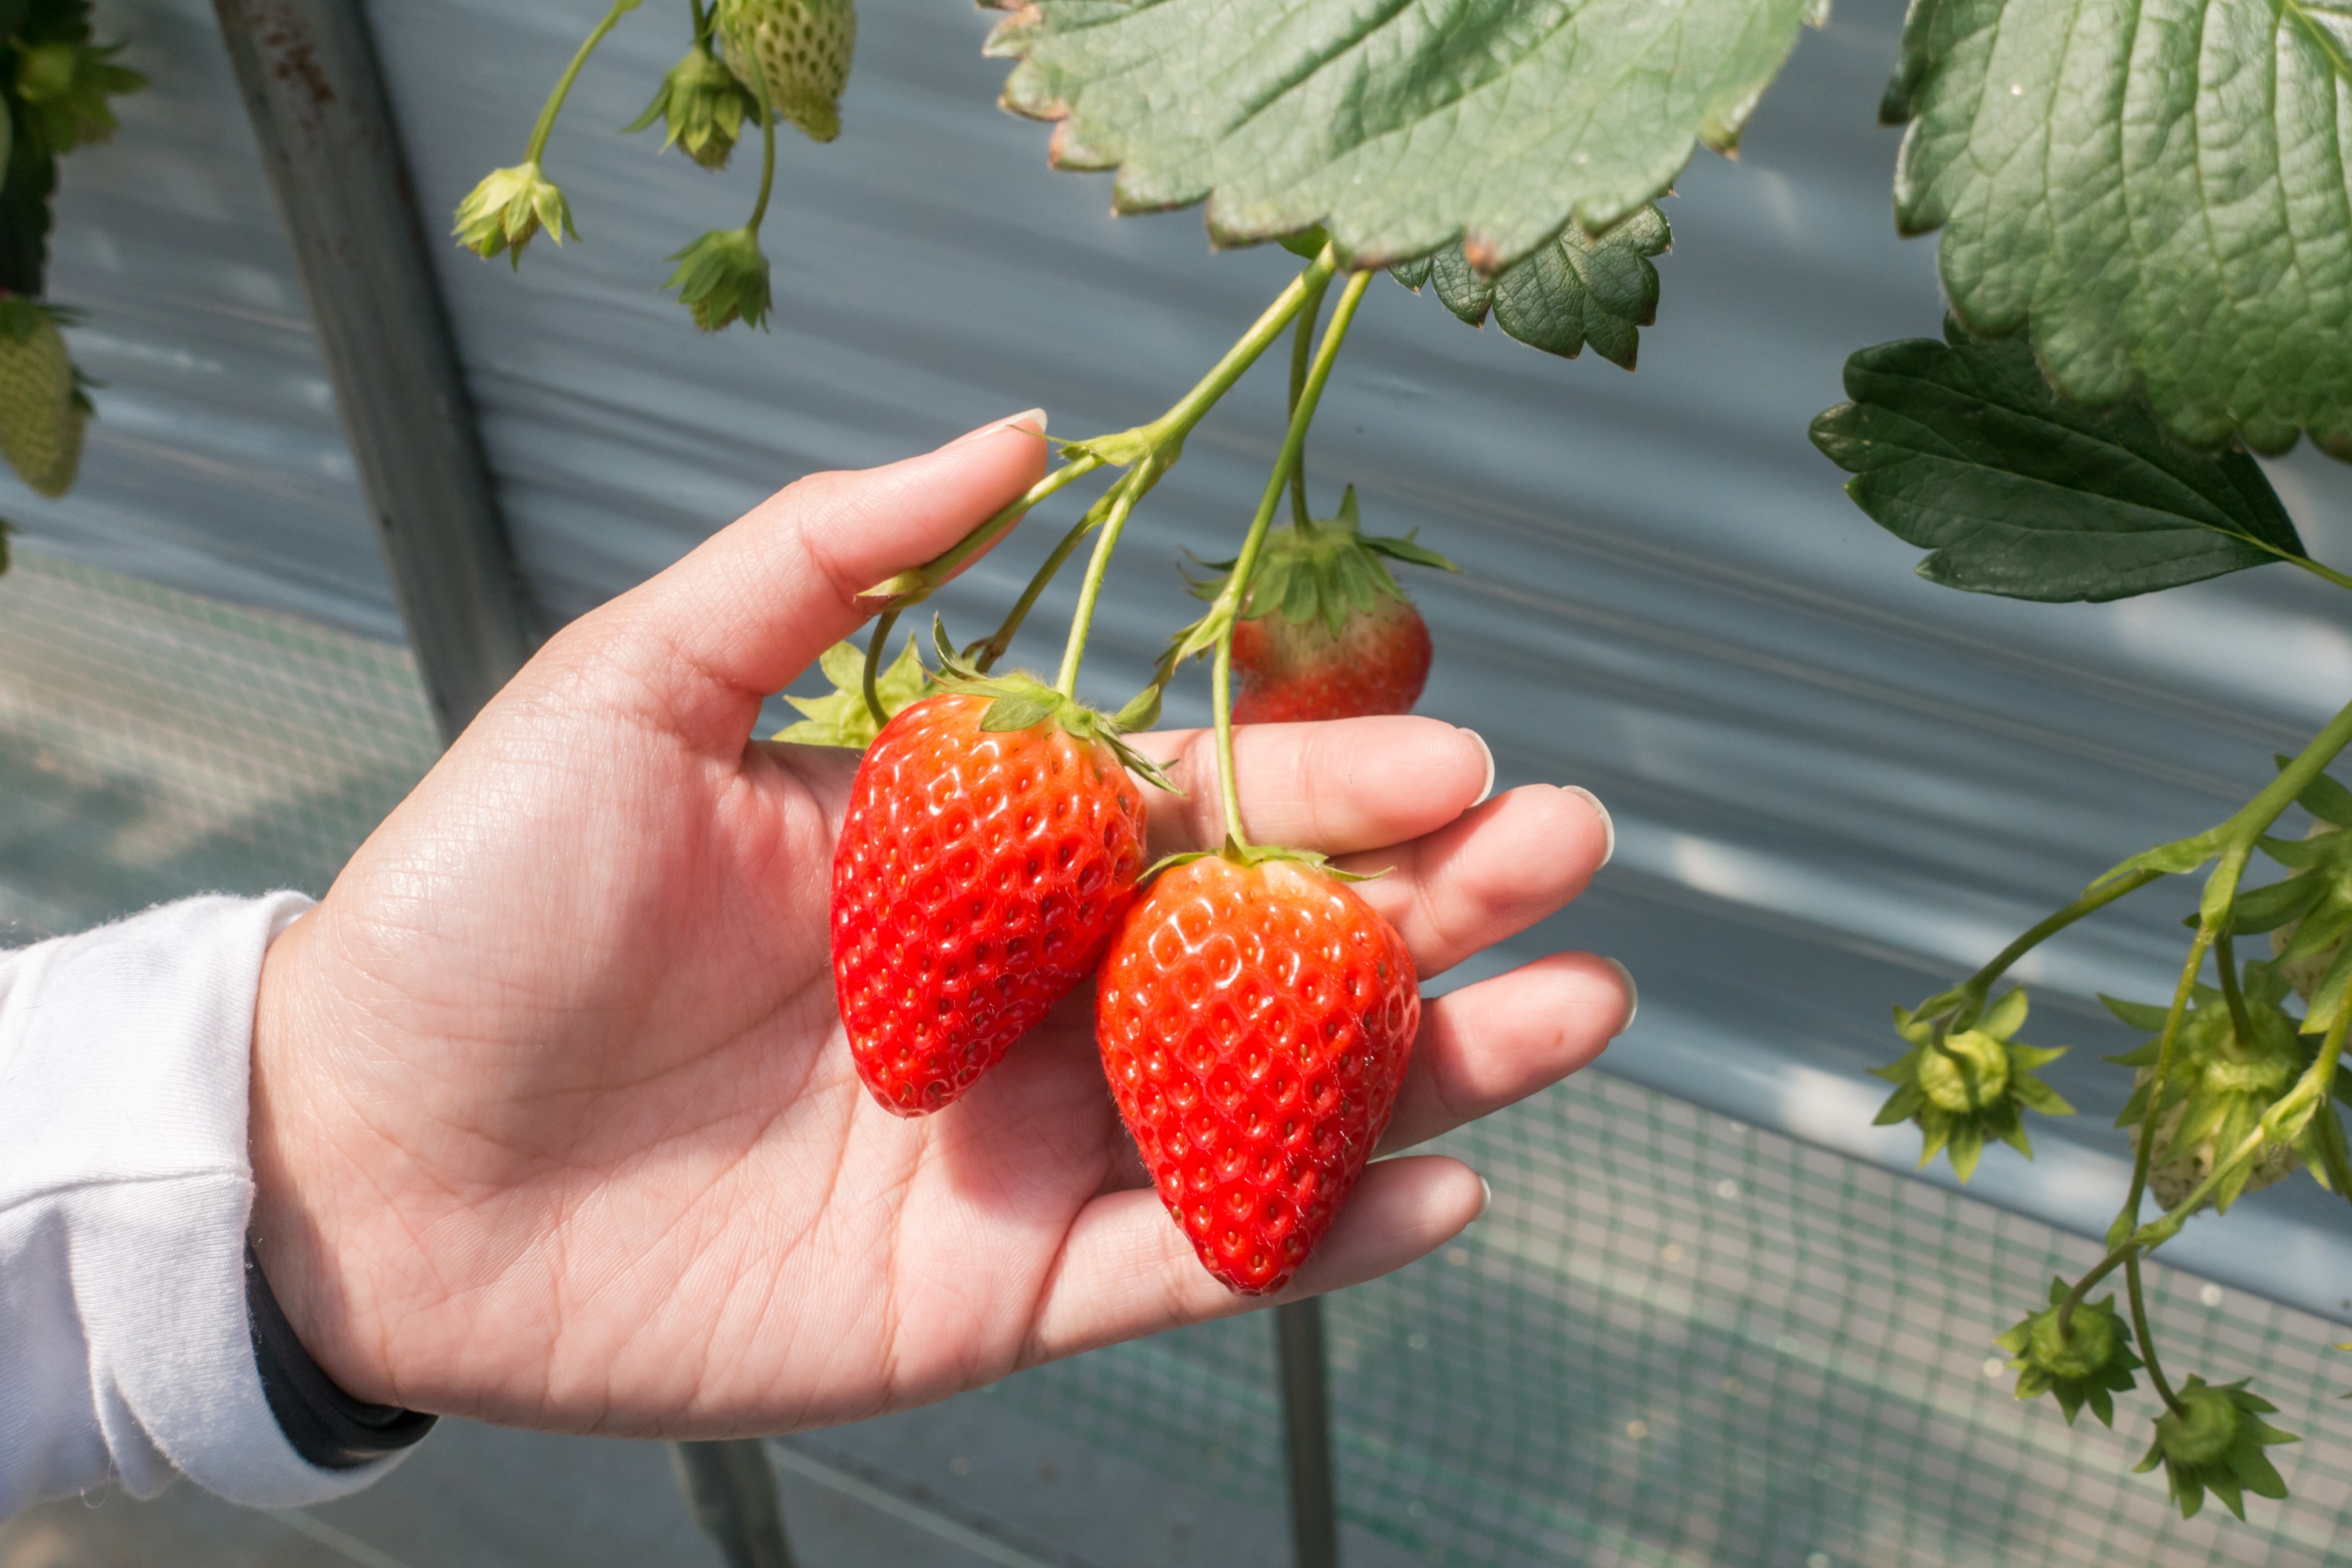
1883, 740, 2352, 1521
1871, 987, 2071, 1181
452, 0, 856, 332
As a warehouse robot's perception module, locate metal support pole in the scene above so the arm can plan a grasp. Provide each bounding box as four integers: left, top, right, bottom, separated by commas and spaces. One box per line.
216, 9, 794, 1565
213, 0, 535, 742
1276, 1298, 1341, 1568
672, 1440, 798, 1568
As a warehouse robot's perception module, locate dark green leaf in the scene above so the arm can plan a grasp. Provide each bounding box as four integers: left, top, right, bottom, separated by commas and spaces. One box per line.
1813, 325, 2306, 602
1363, 534, 1457, 572
987, 0, 1822, 270
1883, 0, 2352, 457
2231, 875, 2325, 935
1395, 206, 1670, 368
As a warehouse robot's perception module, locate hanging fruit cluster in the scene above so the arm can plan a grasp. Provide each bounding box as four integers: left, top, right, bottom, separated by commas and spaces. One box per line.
0, 0, 143, 506
775, 256, 1479, 1293
453, 0, 853, 332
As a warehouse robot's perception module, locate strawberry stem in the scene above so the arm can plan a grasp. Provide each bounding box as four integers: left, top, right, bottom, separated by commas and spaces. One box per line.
866, 254, 1336, 614
1286, 274, 1330, 528
523, 0, 643, 165
1210, 267, 1373, 845
744, 53, 779, 234
1055, 463, 1154, 697
971, 508, 1098, 673
2123, 1254, 2184, 1415
861, 605, 902, 724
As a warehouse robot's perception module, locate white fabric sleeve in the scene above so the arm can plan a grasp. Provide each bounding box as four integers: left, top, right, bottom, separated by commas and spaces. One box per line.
0, 893, 418, 1519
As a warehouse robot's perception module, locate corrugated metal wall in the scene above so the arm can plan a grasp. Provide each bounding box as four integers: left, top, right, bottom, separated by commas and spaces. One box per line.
20, 0, 2352, 1321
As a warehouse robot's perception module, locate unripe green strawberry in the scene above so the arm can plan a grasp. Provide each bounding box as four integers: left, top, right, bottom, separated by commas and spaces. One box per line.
715, 0, 855, 143
1095, 848, 1420, 1294
831, 687, 1149, 1116
2103, 964, 2314, 1212
1196, 487, 1454, 724
0, 302, 87, 498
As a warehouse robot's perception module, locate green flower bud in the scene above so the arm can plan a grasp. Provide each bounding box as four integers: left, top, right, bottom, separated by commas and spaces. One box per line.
624, 45, 757, 169
1872, 987, 2073, 1181
665, 227, 771, 332
1993, 1278, 2139, 1427
2135, 1376, 2296, 1520
452, 162, 575, 268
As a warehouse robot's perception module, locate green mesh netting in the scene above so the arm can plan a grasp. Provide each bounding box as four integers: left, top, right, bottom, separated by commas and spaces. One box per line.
6, 546, 2350, 1567
0, 547, 440, 938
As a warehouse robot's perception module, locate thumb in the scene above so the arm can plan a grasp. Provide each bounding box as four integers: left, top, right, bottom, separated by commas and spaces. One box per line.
581, 411, 1048, 748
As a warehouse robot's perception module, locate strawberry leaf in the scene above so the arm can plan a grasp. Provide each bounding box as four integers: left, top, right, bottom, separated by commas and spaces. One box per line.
1392, 206, 1671, 368
773, 637, 935, 749
1813, 324, 2307, 603
1886, 0, 2352, 456
985, 0, 1822, 273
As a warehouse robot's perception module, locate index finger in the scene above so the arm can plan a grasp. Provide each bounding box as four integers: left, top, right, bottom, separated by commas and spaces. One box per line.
1131, 717, 1494, 858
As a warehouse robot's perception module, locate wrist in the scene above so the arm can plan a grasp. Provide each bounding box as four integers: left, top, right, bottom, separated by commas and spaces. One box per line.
249, 913, 395, 1408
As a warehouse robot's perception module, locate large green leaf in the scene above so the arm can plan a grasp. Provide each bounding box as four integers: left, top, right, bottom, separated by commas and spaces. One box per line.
1885, 0, 2352, 458
1811, 322, 2307, 602
985, 0, 1824, 272
1391, 205, 1669, 368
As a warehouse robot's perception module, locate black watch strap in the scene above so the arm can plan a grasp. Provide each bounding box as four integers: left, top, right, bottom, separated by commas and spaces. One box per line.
245, 1240, 437, 1468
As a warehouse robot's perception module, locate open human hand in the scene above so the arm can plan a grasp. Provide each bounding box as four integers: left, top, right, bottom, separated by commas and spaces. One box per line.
247, 413, 1632, 1437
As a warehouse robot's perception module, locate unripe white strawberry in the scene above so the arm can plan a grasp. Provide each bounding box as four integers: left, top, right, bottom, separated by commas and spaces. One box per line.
715, 0, 855, 143
0, 301, 86, 498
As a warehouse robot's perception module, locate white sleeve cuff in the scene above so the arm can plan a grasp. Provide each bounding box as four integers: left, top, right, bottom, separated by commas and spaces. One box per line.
0, 893, 420, 1518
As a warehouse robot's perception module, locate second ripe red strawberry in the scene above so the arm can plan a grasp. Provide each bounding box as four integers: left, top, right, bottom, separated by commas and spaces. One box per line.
832, 688, 1149, 1116
1204, 486, 1455, 724
1095, 848, 1421, 1294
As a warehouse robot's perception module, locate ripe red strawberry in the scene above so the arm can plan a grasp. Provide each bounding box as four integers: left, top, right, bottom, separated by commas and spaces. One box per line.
1095, 848, 1421, 1294
831, 684, 1151, 1116
1205, 486, 1454, 724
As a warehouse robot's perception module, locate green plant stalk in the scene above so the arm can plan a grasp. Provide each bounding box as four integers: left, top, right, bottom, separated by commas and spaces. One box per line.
524, 0, 642, 164
1286, 274, 1330, 527
1919, 869, 2163, 1029
689, 0, 712, 44
2216, 930, 2254, 1050
1055, 463, 1155, 696
1209, 269, 1372, 846
971, 508, 1102, 673
862, 249, 1340, 610
865, 453, 1104, 609
2123, 1254, 2183, 1414
860, 605, 902, 724
2280, 552, 2352, 595
744, 61, 779, 234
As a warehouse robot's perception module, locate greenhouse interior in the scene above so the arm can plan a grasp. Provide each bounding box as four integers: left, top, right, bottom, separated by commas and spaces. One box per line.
5, 1, 2352, 1566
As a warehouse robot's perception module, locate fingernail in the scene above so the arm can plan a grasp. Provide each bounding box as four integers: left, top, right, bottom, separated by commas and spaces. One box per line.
1564, 785, 1614, 867
949, 408, 1047, 447
1459, 728, 1496, 806
1475, 1174, 1494, 1217
1605, 957, 1639, 1032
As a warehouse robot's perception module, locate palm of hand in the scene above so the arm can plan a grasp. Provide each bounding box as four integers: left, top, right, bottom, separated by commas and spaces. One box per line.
249, 426, 1627, 1436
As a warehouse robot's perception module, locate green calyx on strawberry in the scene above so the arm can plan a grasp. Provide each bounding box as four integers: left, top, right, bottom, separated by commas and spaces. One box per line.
452, 162, 574, 268
773, 636, 938, 749
1193, 486, 1454, 724
0, 297, 89, 498
923, 620, 1178, 793
1873, 986, 2072, 1181
666, 225, 771, 332
1144, 834, 1377, 887
2135, 1376, 2297, 1520
715, 0, 855, 144
1995, 1278, 2141, 1427
2103, 961, 2322, 1213
624, 41, 757, 169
